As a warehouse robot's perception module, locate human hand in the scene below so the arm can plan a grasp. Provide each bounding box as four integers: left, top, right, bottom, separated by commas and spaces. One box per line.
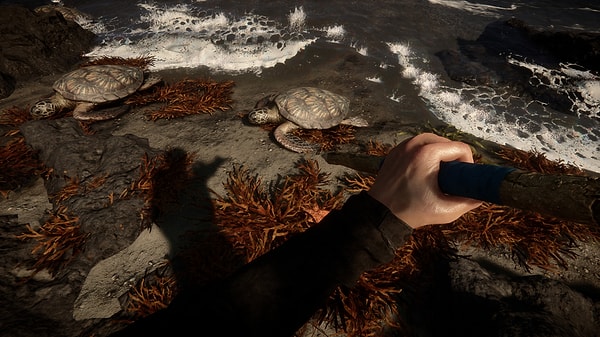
367, 133, 482, 228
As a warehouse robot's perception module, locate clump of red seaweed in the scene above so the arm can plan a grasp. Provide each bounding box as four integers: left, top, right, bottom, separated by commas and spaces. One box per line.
292, 124, 360, 152
17, 205, 88, 277
213, 159, 344, 260
124, 270, 177, 319
127, 79, 235, 121
81, 55, 155, 70
0, 107, 47, 196
0, 137, 46, 197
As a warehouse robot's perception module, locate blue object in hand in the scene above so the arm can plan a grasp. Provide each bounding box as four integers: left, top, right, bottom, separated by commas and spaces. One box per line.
437, 161, 516, 204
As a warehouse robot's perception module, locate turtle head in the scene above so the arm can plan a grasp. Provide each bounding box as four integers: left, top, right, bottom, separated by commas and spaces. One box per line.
248, 93, 281, 125
247, 107, 272, 125
30, 99, 57, 119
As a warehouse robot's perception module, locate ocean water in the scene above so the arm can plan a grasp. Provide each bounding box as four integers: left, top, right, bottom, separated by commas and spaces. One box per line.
10, 0, 600, 172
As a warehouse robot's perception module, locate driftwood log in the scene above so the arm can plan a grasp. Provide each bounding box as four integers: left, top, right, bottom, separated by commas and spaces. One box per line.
322, 152, 600, 226
500, 172, 600, 226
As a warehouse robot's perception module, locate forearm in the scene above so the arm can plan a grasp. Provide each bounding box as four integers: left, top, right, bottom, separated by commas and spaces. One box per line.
213, 191, 413, 336
108, 191, 413, 337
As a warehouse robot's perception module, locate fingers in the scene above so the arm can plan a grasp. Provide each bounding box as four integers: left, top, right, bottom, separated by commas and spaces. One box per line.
393, 133, 471, 163
412, 133, 473, 163
382, 133, 452, 171
416, 136, 481, 215
433, 141, 474, 164
405, 132, 451, 147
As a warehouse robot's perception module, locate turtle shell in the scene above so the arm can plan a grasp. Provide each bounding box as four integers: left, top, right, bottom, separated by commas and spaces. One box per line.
53, 65, 145, 103
275, 87, 350, 129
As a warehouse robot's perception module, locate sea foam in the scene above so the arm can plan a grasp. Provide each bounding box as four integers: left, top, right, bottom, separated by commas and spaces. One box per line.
388, 42, 600, 173
86, 4, 315, 74
427, 0, 517, 17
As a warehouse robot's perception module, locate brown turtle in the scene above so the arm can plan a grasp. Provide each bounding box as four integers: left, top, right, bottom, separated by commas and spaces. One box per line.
30, 65, 161, 121
34, 3, 92, 23
248, 87, 368, 153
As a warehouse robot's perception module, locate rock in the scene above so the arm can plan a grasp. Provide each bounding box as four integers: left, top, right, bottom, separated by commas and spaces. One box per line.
73, 223, 171, 321
0, 72, 16, 98
19, 118, 156, 258
400, 256, 600, 337
436, 19, 600, 116
0, 5, 96, 98
435, 49, 500, 86
506, 18, 600, 72
5, 117, 226, 336
0, 214, 67, 337
0, 118, 163, 337
452, 257, 598, 337
0, 177, 52, 229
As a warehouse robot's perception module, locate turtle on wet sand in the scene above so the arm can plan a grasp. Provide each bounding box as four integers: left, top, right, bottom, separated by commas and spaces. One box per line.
30, 64, 162, 121
247, 87, 368, 153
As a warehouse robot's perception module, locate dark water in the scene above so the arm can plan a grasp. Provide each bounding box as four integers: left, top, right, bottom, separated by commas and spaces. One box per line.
6, 0, 600, 171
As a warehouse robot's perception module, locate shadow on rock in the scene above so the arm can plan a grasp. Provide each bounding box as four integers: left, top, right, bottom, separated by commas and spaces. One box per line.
77, 148, 247, 336
398, 256, 599, 337
2, 117, 245, 337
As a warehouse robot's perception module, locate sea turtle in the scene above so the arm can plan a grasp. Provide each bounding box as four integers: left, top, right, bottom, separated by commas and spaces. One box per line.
248, 87, 368, 153
34, 3, 92, 23
30, 64, 161, 121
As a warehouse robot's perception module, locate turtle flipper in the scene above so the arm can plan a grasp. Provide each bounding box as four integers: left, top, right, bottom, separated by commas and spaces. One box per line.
139, 75, 162, 90
274, 121, 320, 153
72, 102, 95, 120
73, 103, 129, 121
341, 116, 369, 127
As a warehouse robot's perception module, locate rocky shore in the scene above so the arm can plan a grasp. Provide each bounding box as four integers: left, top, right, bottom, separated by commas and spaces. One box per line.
1, 4, 599, 337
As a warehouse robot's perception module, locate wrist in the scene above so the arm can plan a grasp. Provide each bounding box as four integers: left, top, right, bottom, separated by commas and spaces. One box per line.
366, 190, 423, 229
351, 191, 414, 251
392, 211, 425, 229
